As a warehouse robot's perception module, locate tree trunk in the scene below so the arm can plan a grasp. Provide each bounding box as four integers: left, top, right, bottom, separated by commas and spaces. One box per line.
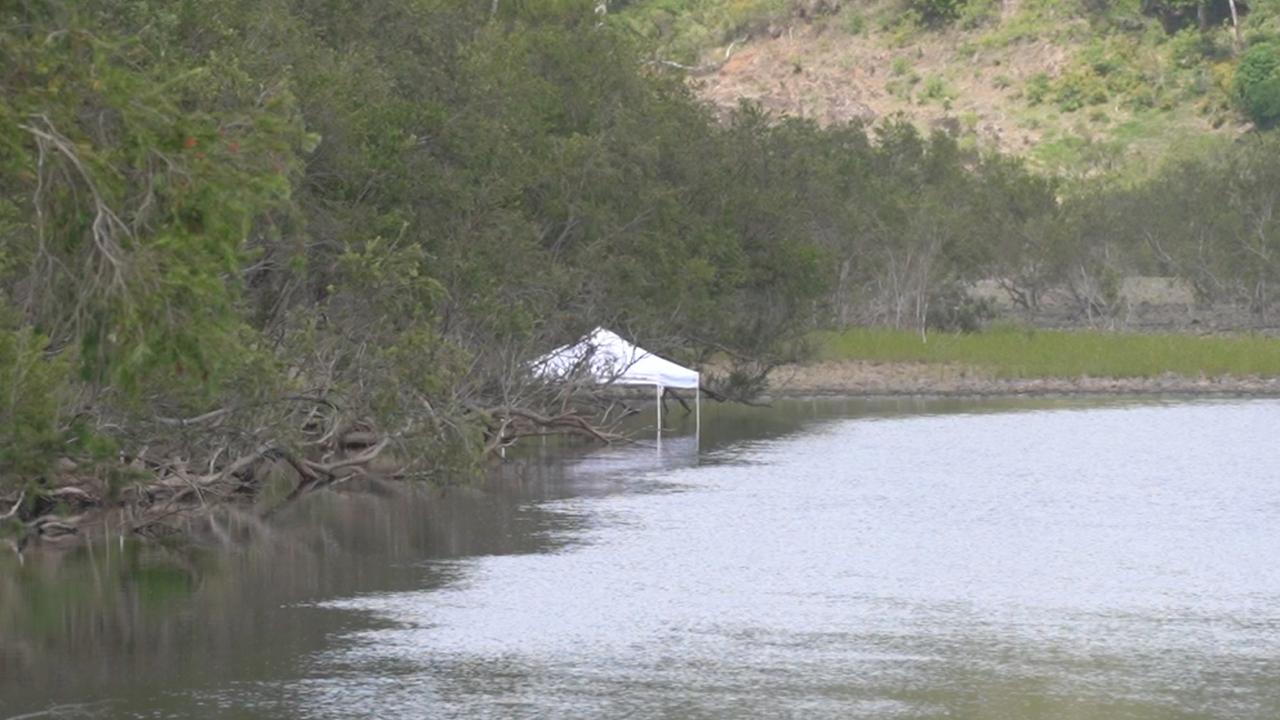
1227, 0, 1242, 47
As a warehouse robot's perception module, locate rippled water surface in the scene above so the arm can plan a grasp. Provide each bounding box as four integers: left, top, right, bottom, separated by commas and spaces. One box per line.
3, 397, 1280, 719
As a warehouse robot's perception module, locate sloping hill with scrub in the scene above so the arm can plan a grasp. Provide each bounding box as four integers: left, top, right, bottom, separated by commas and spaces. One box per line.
612, 0, 1280, 173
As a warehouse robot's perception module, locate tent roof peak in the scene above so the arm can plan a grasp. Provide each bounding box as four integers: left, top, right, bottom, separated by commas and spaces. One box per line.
531, 327, 699, 390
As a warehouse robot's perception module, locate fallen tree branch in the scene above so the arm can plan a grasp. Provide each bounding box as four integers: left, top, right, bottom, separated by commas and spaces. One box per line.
48, 486, 99, 509
154, 407, 234, 428
277, 449, 319, 484
490, 406, 622, 445
304, 437, 390, 475
647, 36, 747, 76
2, 490, 24, 520
197, 443, 274, 487
698, 384, 728, 402
28, 515, 82, 538
155, 394, 339, 428
663, 387, 691, 414
262, 439, 392, 518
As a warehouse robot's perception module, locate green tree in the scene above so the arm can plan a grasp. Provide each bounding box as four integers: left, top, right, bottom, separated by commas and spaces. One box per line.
1235, 42, 1280, 127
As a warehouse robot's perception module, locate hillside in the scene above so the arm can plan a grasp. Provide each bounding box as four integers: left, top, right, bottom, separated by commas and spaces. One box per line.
613, 0, 1279, 173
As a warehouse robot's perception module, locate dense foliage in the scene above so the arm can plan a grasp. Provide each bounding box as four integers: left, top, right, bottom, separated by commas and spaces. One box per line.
1235, 43, 1280, 126
1070, 132, 1280, 311
5, 0, 1280, 511
0, 0, 832, 494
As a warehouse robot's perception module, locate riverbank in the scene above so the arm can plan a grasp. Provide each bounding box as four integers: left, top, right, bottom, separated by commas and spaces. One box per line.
814, 327, 1280, 377
767, 360, 1280, 397
768, 327, 1280, 397
15, 324, 1280, 552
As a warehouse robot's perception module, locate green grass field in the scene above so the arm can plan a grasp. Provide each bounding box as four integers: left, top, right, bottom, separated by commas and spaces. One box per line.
813, 327, 1280, 379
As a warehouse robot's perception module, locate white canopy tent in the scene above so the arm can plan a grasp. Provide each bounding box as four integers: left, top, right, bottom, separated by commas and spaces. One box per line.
531, 327, 700, 442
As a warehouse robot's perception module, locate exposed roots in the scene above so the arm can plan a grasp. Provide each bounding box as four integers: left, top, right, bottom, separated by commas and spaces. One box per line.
4, 431, 398, 551
4, 378, 658, 552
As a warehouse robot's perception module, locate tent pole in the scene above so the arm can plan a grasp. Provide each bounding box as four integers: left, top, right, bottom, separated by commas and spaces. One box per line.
695, 386, 701, 448
656, 384, 662, 450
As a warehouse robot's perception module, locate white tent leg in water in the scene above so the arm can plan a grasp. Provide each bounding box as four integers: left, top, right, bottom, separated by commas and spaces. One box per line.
656, 384, 663, 450
695, 387, 700, 446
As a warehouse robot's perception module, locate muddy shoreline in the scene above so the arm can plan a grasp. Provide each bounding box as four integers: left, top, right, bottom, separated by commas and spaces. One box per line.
766, 361, 1280, 398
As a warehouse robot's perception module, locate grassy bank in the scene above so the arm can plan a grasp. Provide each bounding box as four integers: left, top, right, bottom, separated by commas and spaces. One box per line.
814, 327, 1280, 379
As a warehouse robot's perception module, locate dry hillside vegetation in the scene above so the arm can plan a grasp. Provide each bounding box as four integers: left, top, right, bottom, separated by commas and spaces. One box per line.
651, 0, 1255, 170
696, 26, 1067, 150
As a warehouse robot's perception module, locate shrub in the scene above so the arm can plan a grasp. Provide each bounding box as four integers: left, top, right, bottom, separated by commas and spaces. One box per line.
888, 8, 926, 43
0, 315, 74, 489
957, 0, 997, 28
1169, 27, 1228, 68
886, 77, 916, 100
1234, 42, 1280, 126
843, 10, 866, 34
1127, 86, 1159, 109
1026, 73, 1052, 104
908, 0, 969, 25
926, 285, 996, 333
1054, 70, 1109, 111
921, 74, 951, 101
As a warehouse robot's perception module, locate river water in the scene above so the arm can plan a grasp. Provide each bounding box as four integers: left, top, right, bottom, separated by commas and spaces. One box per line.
2, 397, 1279, 719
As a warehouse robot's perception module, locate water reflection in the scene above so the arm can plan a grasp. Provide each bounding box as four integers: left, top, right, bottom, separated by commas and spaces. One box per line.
3, 397, 1279, 719
305, 399, 1280, 720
